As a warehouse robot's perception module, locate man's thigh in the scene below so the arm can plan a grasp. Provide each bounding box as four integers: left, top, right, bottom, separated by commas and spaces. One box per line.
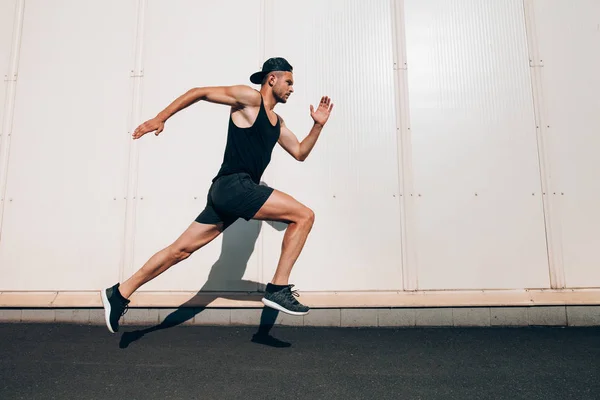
251, 189, 311, 223
173, 221, 225, 253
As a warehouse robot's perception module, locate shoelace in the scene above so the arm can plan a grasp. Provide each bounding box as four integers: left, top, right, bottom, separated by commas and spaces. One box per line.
120, 300, 130, 317
288, 285, 300, 298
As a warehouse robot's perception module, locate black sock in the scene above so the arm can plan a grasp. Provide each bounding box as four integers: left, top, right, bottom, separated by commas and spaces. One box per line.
266, 283, 288, 293
115, 284, 128, 301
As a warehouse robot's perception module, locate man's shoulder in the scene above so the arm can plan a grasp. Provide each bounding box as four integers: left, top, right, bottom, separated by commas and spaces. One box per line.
232, 84, 259, 94
231, 85, 261, 108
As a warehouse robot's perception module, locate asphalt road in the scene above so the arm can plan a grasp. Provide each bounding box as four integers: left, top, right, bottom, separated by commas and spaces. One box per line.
1, 323, 599, 399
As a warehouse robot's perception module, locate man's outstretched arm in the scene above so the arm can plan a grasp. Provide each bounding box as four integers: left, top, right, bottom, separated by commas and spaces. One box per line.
132, 85, 259, 139
278, 96, 334, 161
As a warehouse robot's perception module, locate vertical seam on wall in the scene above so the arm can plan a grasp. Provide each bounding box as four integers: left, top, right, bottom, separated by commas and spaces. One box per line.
390, 0, 418, 291
257, 0, 267, 288
120, 0, 147, 283
522, 0, 565, 289
0, 0, 25, 245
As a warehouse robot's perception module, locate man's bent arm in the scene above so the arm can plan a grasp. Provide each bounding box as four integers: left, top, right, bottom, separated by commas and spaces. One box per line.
277, 95, 333, 160
278, 120, 324, 162
298, 123, 323, 161
156, 85, 259, 122
132, 85, 260, 139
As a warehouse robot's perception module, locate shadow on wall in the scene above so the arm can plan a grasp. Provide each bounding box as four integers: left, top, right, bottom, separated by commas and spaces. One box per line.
119, 183, 293, 349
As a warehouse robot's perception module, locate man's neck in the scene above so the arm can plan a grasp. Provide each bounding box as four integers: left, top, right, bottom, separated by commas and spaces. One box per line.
259, 88, 277, 111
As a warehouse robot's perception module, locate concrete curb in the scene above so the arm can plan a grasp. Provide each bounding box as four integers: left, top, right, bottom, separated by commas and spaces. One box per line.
1, 306, 600, 327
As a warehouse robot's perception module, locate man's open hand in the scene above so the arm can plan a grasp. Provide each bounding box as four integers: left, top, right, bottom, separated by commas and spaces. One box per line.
310, 96, 334, 126
132, 117, 165, 139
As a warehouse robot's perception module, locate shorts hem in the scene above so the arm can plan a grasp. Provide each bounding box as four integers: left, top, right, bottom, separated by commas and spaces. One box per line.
244, 186, 274, 221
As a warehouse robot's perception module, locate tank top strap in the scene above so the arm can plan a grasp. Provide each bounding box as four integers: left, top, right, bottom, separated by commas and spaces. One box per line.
258, 94, 268, 121
258, 94, 280, 128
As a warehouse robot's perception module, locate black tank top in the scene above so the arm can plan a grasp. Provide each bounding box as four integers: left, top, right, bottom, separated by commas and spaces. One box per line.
213, 95, 281, 184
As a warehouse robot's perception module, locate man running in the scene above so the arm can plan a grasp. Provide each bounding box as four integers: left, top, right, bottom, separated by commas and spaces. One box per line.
101, 57, 334, 333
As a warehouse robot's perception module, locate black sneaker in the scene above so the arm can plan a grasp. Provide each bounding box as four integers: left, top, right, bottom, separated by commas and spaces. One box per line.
100, 283, 130, 333
261, 284, 309, 316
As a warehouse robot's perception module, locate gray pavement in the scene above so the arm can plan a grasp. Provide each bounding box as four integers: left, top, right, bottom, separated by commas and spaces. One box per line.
1, 323, 599, 399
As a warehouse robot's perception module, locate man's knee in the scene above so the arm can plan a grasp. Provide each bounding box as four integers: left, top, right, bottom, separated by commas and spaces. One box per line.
168, 245, 192, 263
298, 206, 315, 226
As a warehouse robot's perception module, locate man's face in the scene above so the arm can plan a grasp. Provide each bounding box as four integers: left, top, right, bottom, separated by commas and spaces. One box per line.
271, 71, 294, 103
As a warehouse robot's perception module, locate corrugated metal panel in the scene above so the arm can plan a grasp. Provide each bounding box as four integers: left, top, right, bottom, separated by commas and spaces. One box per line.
0, 0, 17, 149
261, 0, 403, 290
2, 0, 597, 296
131, 0, 263, 291
0, 0, 137, 290
404, 0, 550, 289
532, 0, 600, 287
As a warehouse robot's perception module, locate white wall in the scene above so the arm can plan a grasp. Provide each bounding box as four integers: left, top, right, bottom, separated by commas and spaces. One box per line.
0, 0, 136, 290
0, 0, 598, 295
0, 1, 16, 131
131, 0, 264, 292
529, 0, 600, 288
404, 0, 549, 290
262, 0, 403, 291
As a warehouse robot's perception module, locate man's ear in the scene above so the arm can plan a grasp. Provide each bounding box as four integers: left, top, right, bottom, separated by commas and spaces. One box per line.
267, 73, 277, 87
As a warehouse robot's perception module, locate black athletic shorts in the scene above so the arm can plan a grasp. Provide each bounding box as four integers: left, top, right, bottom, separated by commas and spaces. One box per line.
195, 172, 274, 228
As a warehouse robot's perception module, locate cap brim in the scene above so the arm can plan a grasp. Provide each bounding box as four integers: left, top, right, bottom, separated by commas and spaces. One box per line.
250, 71, 266, 84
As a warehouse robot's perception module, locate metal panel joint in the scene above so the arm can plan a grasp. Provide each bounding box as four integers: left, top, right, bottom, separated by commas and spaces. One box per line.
529, 59, 544, 68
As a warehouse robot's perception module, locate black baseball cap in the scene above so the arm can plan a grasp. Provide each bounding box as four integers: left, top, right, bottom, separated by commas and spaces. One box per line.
249, 57, 293, 84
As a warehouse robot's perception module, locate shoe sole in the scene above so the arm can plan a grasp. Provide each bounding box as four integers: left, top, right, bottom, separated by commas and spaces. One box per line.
261, 298, 309, 316
100, 289, 115, 334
